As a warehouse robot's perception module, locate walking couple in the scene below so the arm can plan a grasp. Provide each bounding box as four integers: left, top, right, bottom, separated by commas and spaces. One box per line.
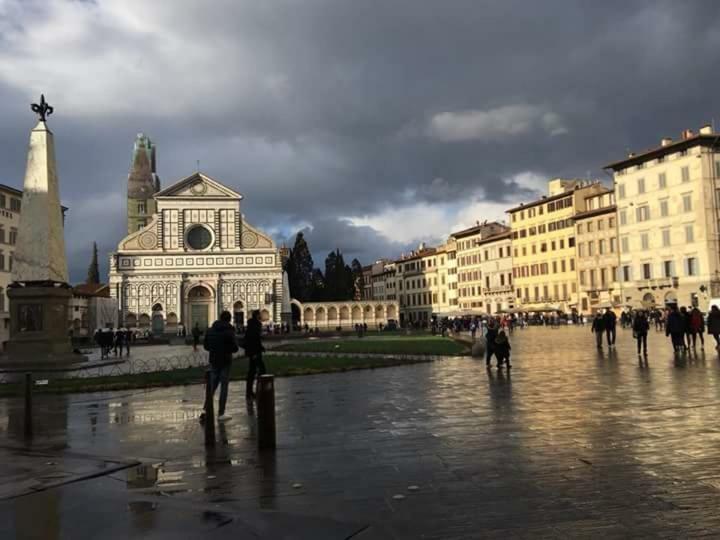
200, 309, 266, 422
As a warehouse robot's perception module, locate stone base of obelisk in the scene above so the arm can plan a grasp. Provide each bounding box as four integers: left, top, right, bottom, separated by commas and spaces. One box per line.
0, 285, 86, 366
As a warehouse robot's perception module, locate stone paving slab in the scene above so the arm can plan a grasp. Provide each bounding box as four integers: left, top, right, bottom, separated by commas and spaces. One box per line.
2, 327, 720, 537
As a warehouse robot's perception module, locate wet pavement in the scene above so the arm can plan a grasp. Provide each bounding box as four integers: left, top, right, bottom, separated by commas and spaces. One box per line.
2, 326, 720, 538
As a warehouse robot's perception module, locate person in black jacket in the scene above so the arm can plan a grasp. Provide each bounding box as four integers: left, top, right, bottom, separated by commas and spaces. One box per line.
244, 310, 266, 401
201, 311, 238, 421
633, 310, 650, 357
485, 319, 498, 368
666, 305, 686, 353
602, 308, 617, 348
591, 314, 605, 349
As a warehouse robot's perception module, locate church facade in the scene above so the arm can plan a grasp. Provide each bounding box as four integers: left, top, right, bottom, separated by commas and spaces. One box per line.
109, 170, 285, 332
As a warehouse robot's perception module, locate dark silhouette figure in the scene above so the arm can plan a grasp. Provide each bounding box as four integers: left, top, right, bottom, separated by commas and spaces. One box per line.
201, 311, 239, 421
591, 314, 605, 349
633, 310, 649, 357
244, 310, 266, 401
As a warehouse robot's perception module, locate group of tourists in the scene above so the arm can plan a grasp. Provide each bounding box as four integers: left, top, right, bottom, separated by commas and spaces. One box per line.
199, 309, 266, 423
93, 327, 132, 359
590, 309, 618, 350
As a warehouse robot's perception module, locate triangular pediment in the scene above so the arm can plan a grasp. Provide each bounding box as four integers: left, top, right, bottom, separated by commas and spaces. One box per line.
154, 172, 243, 200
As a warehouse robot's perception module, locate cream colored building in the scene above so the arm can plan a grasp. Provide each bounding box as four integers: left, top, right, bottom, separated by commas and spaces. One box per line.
0, 184, 22, 349
606, 125, 720, 310
109, 172, 284, 332
509, 179, 607, 312
296, 299, 398, 329
477, 230, 514, 315
452, 221, 508, 314
574, 191, 621, 313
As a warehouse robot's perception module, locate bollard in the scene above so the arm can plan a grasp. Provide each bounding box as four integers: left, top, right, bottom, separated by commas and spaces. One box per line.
204, 369, 215, 447
257, 374, 276, 450
24, 372, 33, 440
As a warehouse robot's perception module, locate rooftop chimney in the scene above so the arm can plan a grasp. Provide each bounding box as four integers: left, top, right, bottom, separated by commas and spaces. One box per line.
628, 152, 636, 158
660, 137, 673, 147
681, 129, 694, 140
700, 125, 713, 135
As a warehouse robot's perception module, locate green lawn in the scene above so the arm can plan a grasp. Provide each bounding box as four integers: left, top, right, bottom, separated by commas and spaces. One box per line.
0, 354, 434, 397
273, 335, 469, 356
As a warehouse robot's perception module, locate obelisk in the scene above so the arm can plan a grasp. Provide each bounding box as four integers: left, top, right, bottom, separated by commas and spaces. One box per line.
2, 96, 83, 365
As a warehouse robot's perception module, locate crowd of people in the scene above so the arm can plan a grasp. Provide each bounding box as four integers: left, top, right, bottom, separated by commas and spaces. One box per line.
93, 327, 132, 359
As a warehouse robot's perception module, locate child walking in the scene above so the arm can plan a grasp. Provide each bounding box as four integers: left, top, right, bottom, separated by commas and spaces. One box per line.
494, 330, 512, 369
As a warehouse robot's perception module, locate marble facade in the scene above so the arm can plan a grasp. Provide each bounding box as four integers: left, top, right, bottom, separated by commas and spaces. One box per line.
109, 172, 284, 332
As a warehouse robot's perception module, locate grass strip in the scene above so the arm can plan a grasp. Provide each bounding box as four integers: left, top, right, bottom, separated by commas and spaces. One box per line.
0, 354, 434, 397
273, 336, 468, 356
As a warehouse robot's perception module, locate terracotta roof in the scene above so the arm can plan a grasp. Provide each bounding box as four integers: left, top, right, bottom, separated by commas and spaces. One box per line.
604, 134, 720, 171
73, 283, 110, 297
474, 230, 512, 246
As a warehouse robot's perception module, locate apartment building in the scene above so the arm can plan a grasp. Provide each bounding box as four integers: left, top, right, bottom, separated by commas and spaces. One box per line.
0, 185, 22, 349
477, 230, 514, 315
574, 190, 620, 313
509, 179, 607, 312
452, 221, 508, 314
606, 125, 720, 310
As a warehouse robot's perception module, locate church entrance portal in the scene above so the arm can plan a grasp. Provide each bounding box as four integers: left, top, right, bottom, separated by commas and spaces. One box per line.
233, 301, 244, 329
188, 285, 213, 331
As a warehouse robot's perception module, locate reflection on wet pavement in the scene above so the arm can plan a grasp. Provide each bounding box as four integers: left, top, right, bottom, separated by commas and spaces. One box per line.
3, 327, 720, 537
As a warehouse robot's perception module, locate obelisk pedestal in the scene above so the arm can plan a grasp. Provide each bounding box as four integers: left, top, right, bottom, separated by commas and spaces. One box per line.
1, 97, 85, 366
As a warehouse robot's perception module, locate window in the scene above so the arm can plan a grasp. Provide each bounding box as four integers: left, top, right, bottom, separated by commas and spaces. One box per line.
579, 270, 586, 286
577, 224, 583, 234
568, 237, 574, 248
618, 184, 626, 199
587, 221, 594, 233
589, 270, 596, 286
186, 224, 213, 250
610, 237, 617, 253
682, 193, 692, 213
663, 260, 674, 278
621, 237, 629, 253
600, 268, 607, 286
686, 257, 698, 276
0, 227, 4, 244
599, 239, 605, 254
642, 263, 652, 280
0, 195, 5, 208
636, 205, 650, 222
598, 219, 604, 231
637, 177, 645, 194
609, 217, 615, 228
662, 228, 671, 247
10, 198, 20, 211
588, 241, 595, 256
641, 233, 649, 250
570, 258, 575, 271
659, 172, 667, 189
619, 210, 627, 226
685, 224, 694, 243
561, 259, 566, 272
578, 243, 585, 257
681, 166, 690, 183
0, 251, 4, 271
622, 265, 631, 282
9, 229, 16, 245
137, 202, 146, 214
552, 261, 557, 273
660, 199, 669, 217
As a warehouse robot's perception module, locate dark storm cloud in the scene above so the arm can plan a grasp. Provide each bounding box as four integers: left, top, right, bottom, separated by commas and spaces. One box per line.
1, 0, 720, 281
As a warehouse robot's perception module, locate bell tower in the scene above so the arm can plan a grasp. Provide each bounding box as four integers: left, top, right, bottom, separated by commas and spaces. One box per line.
127, 133, 160, 234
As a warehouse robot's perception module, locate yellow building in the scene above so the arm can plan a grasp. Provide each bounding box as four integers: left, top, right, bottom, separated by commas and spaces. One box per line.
451, 221, 508, 314
508, 179, 607, 312
573, 190, 620, 313
606, 125, 720, 310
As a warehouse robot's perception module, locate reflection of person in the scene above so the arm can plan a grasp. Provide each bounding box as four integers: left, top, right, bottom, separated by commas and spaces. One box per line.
244, 310, 266, 401
201, 311, 238, 422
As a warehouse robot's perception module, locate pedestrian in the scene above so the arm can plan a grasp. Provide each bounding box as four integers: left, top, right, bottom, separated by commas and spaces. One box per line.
201, 311, 238, 422
243, 309, 266, 401
689, 307, 705, 349
470, 321, 477, 341
666, 305, 686, 353
602, 308, 617, 348
633, 310, 649, 357
124, 327, 131, 356
591, 314, 605, 349
679, 307, 691, 350
485, 319, 498, 368
115, 327, 125, 357
708, 305, 720, 349
192, 322, 201, 352
494, 330, 512, 369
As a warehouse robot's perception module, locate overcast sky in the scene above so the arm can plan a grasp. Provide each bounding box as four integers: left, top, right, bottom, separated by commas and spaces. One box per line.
1, 0, 720, 282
